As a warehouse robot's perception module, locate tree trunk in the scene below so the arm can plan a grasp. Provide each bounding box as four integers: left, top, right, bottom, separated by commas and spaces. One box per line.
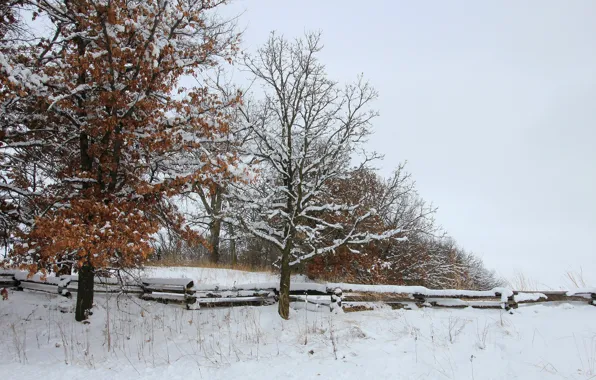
75, 263, 95, 322
230, 238, 237, 266
278, 241, 292, 319
229, 224, 237, 266
209, 219, 221, 264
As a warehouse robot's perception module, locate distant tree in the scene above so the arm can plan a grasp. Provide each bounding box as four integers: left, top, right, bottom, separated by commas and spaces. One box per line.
183, 74, 247, 264
1, 0, 240, 321
232, 32, 402, 319
307, 164, 437, 284
305, 163, 502, 290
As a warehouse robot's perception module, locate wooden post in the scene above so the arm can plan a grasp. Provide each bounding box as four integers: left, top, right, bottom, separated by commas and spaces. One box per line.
413, 294, 426, 308
496, 292, 511, 311
330, 287, 343, 313
185, 284, 199, 310
506, 294, 518, 310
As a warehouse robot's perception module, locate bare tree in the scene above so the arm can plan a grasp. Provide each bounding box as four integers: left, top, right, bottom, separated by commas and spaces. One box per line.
231, 32, 402, 319
179, 72, 250, 264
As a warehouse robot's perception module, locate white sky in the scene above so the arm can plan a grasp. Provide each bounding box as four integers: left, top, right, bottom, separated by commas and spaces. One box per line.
220, 0, 596, 287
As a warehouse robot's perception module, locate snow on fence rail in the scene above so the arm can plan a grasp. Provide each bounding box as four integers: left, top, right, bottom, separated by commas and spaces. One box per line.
1, 270, 595, 312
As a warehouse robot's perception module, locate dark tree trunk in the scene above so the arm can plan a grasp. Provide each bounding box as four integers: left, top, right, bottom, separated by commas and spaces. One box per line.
228, 224, 237, 266
230, 238, 237, 266
278, 241, 292, 319
75, 263, 95, 322
209, 219, 221, 264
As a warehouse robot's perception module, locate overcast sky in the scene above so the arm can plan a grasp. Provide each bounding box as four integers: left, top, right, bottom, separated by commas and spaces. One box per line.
221, 0, 596, 287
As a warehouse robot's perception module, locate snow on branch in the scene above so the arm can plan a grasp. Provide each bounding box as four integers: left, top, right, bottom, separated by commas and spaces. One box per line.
230, 32, 404, 274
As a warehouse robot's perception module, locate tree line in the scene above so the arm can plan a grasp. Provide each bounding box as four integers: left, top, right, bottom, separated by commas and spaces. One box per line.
1, 0, 500, 321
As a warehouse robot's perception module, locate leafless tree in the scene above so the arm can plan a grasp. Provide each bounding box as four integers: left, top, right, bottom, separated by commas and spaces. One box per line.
230, 32, 402, 319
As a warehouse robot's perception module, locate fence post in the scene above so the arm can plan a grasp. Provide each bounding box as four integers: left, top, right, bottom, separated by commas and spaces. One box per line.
330, 287, 343, 313
506, 294, 518, 310
413, 294, 426, 308
184, 285, 199, 310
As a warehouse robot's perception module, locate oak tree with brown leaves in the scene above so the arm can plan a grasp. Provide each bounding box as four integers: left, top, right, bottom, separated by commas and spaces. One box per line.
0, 0, 240, 321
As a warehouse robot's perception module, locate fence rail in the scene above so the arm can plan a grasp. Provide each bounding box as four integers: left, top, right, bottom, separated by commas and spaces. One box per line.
1, 270, 595, 312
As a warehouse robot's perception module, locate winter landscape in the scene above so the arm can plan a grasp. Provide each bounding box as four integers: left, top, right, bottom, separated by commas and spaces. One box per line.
1, 0, 595, 379
1, 266, 596, 380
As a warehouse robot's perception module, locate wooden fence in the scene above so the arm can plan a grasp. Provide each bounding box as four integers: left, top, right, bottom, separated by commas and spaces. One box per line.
1, 270, 595, 312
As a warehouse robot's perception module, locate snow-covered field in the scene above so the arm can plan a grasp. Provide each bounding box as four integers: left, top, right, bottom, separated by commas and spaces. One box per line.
1, 267, 595, 380
142, 265, 310, 287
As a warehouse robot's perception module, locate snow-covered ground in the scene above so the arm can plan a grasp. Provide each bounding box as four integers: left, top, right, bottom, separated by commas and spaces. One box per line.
1, 267, 595, 380
142, 265, 309, 287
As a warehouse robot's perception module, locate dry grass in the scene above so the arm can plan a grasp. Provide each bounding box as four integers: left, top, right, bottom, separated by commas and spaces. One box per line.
565, 268, 590, 288
304, 271, 348, 283
507, 268, 592, 292
343, 305, 375, 313
507, 271, 540, 291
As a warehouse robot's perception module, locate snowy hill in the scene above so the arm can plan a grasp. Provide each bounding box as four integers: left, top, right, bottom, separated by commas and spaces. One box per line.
0, 267, 595, 380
